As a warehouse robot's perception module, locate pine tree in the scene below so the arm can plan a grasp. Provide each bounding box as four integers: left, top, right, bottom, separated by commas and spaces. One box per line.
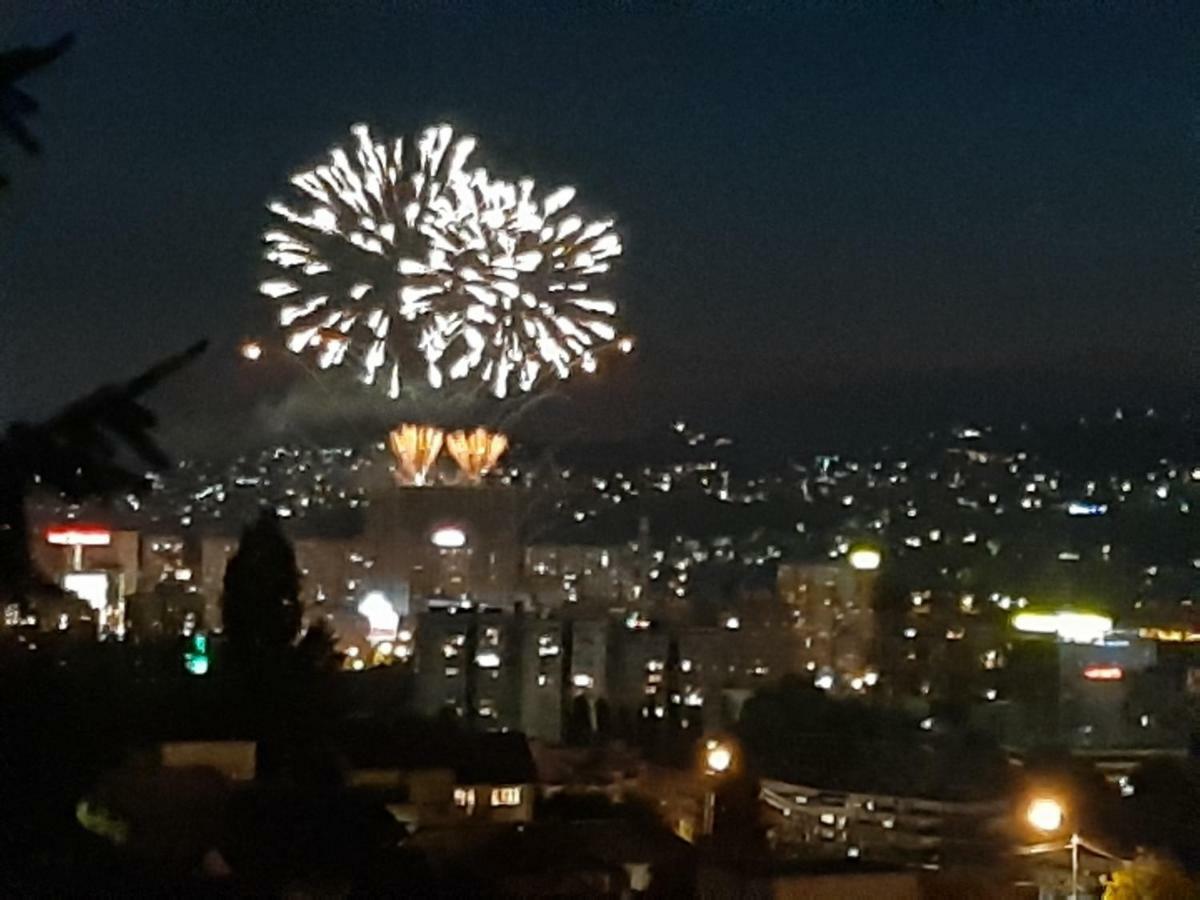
221, 511, 302, 673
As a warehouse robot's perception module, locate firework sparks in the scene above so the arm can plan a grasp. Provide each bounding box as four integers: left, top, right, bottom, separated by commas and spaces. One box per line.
261, 123, 627, 400
425, 177, 625, 398
261, 122, 484, 398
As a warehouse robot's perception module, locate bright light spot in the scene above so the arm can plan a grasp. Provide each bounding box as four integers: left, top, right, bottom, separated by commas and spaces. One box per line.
1027, 797, 1064, 833
1012, 610, 1112, 644
705, 740, 733, 774
430, 525, 467, 549
476, 651, 501, 669
1082, 664, 1123, 681
723, 616, 741, 631
815, 673, 834, 690
358, 591, 399, 642
847, 547, 881, 571
572, 673, 594, 689
240, 341, 263, 361
63, 572, 109, 613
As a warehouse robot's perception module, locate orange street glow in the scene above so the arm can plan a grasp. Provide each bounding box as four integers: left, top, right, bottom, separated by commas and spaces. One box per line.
1082, 664, 1123, 681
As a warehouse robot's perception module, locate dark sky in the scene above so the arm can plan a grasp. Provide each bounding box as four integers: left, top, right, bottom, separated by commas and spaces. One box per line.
1, 2, 1195, 457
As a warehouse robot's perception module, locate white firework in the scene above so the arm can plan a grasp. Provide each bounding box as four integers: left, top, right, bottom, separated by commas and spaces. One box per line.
260, 122, 484, 398
423, 177, 624, 399
261, 123, 626, 400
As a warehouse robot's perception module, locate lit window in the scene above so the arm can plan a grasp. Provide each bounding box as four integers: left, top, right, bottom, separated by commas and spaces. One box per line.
491, 787, 522, 807
454, 787, 476, 814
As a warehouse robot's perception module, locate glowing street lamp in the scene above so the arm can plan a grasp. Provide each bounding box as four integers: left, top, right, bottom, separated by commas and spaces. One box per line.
705, 740, 733, 775
1027, 797, 1064, 833
700, 737, 738, 838
1025, 796, 1080, 899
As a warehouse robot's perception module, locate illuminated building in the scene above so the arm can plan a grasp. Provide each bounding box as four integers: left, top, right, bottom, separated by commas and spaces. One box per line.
411, 610, 615, 742
523, 543, 643, 612
363, 486, 523, 611
761, 778, 1007, 866
1000, 635, 1182, 751
31, 525, 140, 637
125, 581, 206, 640
139, 534, 188, 587
777, 561, 879, 692
294, 537, 373, 608
339, 728, 537, 828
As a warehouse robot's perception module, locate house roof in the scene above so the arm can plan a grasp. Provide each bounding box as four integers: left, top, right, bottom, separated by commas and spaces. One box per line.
338, 725, 537, 785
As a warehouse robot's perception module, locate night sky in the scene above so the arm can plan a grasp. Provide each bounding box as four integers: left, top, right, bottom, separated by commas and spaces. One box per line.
1, 2, 1195, 457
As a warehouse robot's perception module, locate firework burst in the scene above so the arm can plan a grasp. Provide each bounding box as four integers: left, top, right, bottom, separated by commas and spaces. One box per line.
261, 123, 627, 401
260, 123, 482, 398
423, 177, 624, 398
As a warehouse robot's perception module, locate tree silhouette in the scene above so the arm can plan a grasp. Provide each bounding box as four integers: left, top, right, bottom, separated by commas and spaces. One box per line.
221, 510, 302, 673
295, 620, 341, 675
0, 33, 74, 188
0, 341, 207, 604
565, 695, 594, 746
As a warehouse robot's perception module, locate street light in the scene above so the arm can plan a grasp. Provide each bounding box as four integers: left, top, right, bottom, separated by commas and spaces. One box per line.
705, 740, 733, 776
700, 738, 736, 837
1025, 796, 1078, 900
1026, 796, 1064, 833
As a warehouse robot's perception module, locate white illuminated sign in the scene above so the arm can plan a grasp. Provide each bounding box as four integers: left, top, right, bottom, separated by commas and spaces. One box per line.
63, 572, 110, 613
357, 591, 399, 643
430, 525, 467, 549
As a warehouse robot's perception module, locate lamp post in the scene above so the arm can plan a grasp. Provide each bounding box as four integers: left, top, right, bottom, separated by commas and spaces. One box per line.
1025, 796, 1079, 900
701, 738, 735, 837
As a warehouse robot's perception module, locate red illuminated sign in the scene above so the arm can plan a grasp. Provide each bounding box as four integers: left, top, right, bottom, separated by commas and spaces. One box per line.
1082, 665, 1123, 681
46, 526, 112, 547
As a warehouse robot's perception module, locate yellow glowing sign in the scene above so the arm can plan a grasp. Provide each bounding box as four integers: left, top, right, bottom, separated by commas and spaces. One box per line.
1012, 610, 1111, 644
